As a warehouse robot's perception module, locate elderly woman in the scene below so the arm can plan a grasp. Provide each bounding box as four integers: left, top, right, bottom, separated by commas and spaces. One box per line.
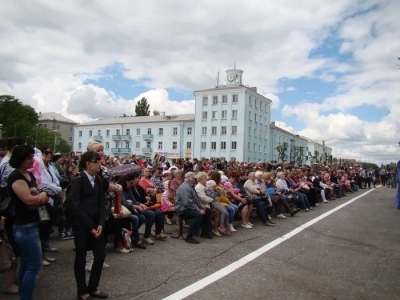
276, 172, 310, 211
194, 172, 222, 236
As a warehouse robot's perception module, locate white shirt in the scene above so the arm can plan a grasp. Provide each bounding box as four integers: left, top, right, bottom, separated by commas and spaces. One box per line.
84, 171, 95, 187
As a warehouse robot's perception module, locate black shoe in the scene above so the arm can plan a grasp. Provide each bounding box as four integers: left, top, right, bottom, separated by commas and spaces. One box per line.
134, 242, 146, 249
185, 237, 200, 244
200, 234, 213, 239
89, 291, 108, 299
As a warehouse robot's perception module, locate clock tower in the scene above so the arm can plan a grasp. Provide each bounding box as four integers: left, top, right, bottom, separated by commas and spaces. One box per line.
226, 69, 243, 85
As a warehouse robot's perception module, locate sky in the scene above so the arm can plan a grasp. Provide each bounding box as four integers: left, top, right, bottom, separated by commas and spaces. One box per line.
0, 0, 399, 164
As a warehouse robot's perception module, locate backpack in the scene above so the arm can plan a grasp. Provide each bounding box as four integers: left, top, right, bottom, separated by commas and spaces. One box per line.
0, 162, 13, 217
63, 174, 84, 222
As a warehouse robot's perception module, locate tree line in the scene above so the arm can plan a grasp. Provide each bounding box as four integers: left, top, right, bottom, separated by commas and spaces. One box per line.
0, 95, 71, 152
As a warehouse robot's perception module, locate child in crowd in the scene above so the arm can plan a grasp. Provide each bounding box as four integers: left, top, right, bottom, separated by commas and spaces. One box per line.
205, 180, 231, 234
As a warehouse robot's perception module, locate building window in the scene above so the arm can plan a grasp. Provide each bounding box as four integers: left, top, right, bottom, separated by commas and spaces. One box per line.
44, 124, 47, 128
202, 96, 208, 105
249, 96, 252, 106
249, 112, 252, 120
187, 127, 192, 135
232, 110, 237, 119
249, 127, 251, 136
221, 126, 226, 135
265, 103, 267, 111
116, 129, 120, 135
89, 130, 92, 137
260, 102, 263, 111
259, 145, 261, 153
173, 127, 177, 135
147, 128, 151, 134
38, 124, 43, 128
264, 145, 267, 153
259, 130, 262, 138
231, 126, 237, 134
146, 141, 151, 148
136, 142, 140, 149
159, 128, 163, 136
248, 142, 250, 151
78, 143, 82, 149
254, 143, 256, 151
201, 142, 206, 150
97, 130, 101, 135
125, 142, 130, 148
231, 141, 237, 150
69, 137, 73, 142
212, 96, 218, 104
202, 127, 207, 135
115, 141, 119, 148
222, 95, 227, 103
106, 130, 110, 137
158, 142, 163, 149
255, 99, 258, 108
212, 111, 217, 119
211, 142, 217, 150
136, 128, 140, 136
233, 95, 238, 103
221, 141, 226, 150
221, 110, 227, 119
56, 125, 60, 130
202, 111, 207, 120
186, 142, 192, 149
211, 126, 217, 135
172, 142, 177, 150
126, 129, 130, 135
79, 131, 82, 137
106, 142, 109, 149
254, 129, 256, 136
70, 126, 73, 132
255, 114, 257, 122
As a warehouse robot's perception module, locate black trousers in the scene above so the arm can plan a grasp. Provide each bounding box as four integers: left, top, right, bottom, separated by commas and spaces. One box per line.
73, 224, 105, 296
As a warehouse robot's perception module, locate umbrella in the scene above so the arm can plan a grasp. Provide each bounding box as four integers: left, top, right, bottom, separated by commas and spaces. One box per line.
110, 164, 143, 177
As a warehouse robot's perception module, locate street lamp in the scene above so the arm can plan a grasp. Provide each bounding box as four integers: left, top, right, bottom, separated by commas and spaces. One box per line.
53, 130, 58, 153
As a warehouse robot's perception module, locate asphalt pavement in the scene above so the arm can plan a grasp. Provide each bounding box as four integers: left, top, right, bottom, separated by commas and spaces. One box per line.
2, 186, 399, 300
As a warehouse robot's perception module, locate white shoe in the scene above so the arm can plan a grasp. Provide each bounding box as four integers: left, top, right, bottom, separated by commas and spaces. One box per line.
103, 263, 110, 268
43, 260, 50, 266
229, 224, 237, 232
323, 200, 330, 203
276, 214, 286, 219
241, 224, 252, 229
247, 222, 254, 227
116, 248, 131, 254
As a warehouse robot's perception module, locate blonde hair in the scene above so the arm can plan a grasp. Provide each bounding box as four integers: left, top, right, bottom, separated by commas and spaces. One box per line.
262, 172, 272, 181
87, 142, 103, 151
276, 172, 285, 179
255, 171, 263, 178
196, 171, 208, 180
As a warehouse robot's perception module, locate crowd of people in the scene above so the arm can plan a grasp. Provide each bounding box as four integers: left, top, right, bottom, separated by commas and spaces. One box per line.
0, 137, 388, 299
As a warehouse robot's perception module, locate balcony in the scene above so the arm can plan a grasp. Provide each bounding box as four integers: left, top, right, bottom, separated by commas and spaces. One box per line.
111, 148, 132, 153
93, 135, 103, 142
112, 135, 131, 140
142, 134, 153, 141
142, 148, 153, 153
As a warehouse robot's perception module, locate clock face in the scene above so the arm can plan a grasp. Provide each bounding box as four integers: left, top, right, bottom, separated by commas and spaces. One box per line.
227, 73, 235, 82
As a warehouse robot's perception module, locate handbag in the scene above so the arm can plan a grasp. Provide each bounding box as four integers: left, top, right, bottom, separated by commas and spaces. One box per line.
0, 232, 17, 273
0, 188, 13, 217
112, 205, 131, 218
38, 205, 51, 222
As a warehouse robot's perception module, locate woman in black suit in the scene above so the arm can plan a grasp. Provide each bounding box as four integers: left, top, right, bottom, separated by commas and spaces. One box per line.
69, 151, 108, 300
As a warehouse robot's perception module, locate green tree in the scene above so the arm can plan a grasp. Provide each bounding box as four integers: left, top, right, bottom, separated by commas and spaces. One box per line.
276, 142, 288, 163
153, 110, 160, 116
135, 97, 150, 116
0, 95, 39, 139
26, 127, 71, 153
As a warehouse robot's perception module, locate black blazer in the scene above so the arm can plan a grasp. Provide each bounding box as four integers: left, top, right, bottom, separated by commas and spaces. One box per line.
69, 172, 107, 232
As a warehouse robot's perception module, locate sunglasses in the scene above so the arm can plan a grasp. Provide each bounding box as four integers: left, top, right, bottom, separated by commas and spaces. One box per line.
44, 151, 52, 155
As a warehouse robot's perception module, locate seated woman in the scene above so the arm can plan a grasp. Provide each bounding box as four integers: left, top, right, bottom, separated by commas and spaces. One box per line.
119, 173, 147, 249
130, 172, 167, 244
161, 174, 176, 225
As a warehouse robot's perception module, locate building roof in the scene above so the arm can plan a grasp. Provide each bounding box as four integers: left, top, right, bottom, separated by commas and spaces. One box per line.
300, 135, 332, 149
39, 112, 78, 124
194, 85, 272, 103
75, 113, 195, 127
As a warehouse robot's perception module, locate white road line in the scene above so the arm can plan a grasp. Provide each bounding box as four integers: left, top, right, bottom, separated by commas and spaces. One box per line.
163, 187, 381, 300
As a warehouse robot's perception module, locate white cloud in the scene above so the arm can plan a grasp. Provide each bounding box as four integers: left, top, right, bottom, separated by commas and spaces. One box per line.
274, 121, 296, 134
286, 87, 296, 91
0, 0, 398, 163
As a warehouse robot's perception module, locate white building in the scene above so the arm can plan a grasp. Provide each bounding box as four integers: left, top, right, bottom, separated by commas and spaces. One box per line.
73, 113, 195, 161
270, 122, 308, 165
193, 69, 272, 162
301, 136, 333, 164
